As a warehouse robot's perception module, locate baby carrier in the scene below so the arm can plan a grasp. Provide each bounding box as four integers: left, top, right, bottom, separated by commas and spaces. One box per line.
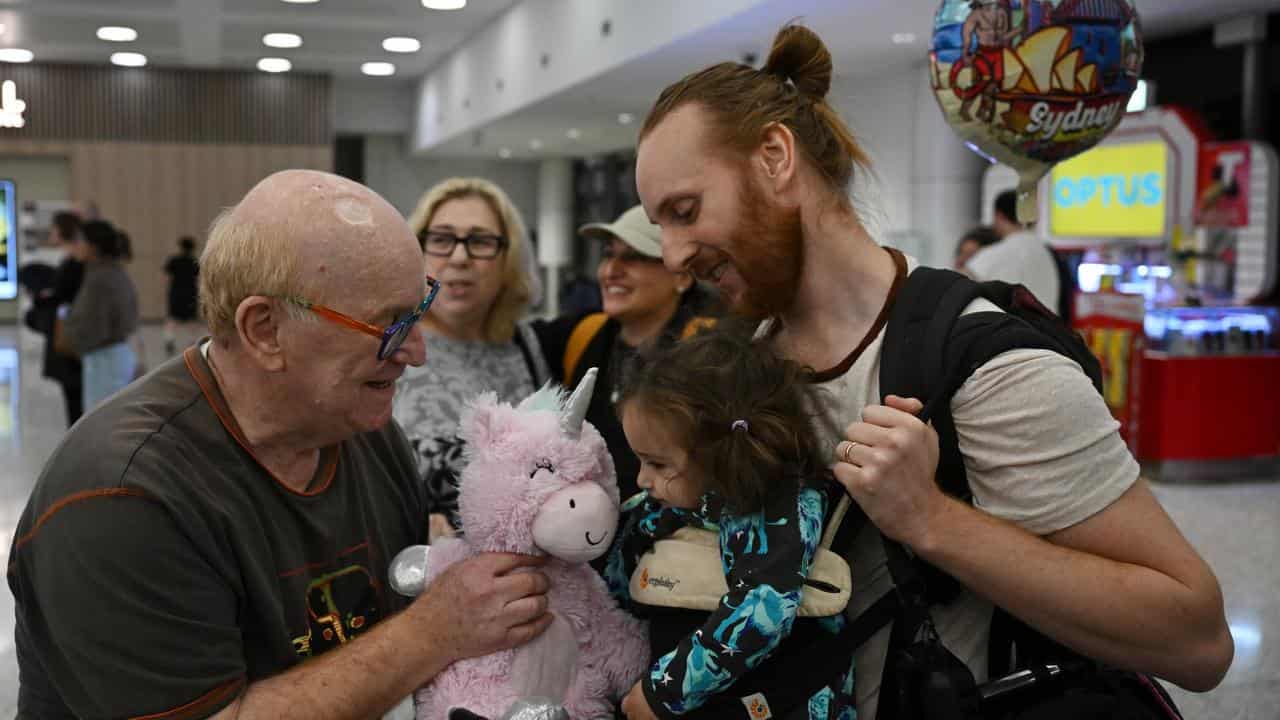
623, 474, 862, 719
626, 267, 1184, 720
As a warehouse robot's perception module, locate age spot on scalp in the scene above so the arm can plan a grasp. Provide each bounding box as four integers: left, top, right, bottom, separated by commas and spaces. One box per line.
334, 196, 373, 226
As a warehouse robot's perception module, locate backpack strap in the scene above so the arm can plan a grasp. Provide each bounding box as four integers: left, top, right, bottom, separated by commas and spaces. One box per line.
871, 268, 1112, 719
562, 313, 608, 386
880, 267, 984, 426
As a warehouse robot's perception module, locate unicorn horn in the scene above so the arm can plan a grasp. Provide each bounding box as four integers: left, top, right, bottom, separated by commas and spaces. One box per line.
561, 367, 598, 439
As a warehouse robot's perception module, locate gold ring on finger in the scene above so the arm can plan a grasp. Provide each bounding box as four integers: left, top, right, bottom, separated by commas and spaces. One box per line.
841, 441, 859, 465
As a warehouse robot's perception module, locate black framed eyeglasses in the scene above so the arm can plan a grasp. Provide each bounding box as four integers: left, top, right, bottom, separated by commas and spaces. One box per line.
280, 276, 441, 361
420, 231, 508, 260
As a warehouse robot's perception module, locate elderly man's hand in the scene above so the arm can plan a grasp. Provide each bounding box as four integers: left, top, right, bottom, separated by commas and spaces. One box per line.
414, 552, 552, 662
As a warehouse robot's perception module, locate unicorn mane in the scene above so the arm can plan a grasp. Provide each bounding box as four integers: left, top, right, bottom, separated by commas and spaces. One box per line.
519, 381, 569, 414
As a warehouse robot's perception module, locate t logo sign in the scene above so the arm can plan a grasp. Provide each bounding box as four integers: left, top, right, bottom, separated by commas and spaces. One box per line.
0, 80, 27, 129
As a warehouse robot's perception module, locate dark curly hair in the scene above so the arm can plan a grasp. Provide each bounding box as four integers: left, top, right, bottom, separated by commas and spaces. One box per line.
617, 324, 826, 512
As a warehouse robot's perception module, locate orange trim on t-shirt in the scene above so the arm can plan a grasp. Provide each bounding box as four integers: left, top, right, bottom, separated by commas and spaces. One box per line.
277, 538, 372, 579
128, 676, 246, 720
183, 346, 340, 498
12, 488, 153, 553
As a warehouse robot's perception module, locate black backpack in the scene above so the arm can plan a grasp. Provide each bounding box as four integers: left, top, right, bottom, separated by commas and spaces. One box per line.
771, 267, 1181, 719
872, 267, 1181, 719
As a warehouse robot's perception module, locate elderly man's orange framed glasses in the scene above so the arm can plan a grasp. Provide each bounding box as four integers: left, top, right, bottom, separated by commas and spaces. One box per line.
280, 277, 440, 361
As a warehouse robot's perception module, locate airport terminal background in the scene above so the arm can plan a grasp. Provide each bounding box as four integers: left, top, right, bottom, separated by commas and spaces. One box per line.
2, 0, 1280, 717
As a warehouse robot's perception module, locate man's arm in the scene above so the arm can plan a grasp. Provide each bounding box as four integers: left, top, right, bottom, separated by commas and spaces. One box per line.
212, 552, 552, 720
835, 387, 1232, 692
915, 481, 1231, 691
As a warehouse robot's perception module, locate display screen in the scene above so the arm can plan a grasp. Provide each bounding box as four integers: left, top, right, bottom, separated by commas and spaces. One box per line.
1050, 141, 1168, 238
0, 180, 16, 300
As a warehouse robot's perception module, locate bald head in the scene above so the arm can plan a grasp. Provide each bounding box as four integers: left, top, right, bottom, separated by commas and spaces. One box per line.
201, 169, 424, 340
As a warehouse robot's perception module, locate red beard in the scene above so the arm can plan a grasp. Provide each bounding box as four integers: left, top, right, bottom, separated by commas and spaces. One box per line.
725, 178, 804, 320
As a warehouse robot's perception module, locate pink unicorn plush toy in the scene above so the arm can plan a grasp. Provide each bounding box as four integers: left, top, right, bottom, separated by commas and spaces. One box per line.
408, 369, 649, 720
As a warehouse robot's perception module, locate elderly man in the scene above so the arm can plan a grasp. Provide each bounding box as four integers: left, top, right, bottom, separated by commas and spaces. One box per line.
9, 170, 551, 719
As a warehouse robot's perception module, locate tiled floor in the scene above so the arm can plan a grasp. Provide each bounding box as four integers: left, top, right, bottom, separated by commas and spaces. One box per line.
0, 325, 1275, 717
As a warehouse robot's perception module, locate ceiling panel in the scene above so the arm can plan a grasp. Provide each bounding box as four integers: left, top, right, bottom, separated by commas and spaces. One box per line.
0, 0, 519, 76
11, 15, 180, 49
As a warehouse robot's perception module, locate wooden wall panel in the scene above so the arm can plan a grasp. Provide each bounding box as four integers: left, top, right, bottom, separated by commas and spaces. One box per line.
0, 64, 331, 145
0, 139, 332, 320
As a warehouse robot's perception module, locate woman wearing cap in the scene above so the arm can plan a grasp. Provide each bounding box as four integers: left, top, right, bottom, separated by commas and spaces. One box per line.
534, 205, 717, 533
394, 178, 550, 541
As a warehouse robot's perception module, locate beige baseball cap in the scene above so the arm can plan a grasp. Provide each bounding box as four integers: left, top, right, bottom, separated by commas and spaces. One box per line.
578, 204, 662, 259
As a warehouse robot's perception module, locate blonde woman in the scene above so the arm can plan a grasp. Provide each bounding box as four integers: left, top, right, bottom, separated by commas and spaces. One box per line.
393, 178, 549, 541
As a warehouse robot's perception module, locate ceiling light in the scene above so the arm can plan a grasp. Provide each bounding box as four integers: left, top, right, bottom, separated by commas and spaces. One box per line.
566, 128, 581, 140
110, 52, 147, 67
361, 62, 396, 76
263, 32, 302, 49
891, 33, 916, 45
423, 0, 467, 9
498, 147, 512, 159
382, 37, 421, 53
617, 112, 634, 125
97, 26, 138, 42
529, 139, 544, 151
0, 48, 34, 63
257, 57, 292, 73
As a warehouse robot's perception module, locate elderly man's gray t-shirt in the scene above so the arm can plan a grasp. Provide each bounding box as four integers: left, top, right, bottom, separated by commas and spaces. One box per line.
8, 346, 426, 720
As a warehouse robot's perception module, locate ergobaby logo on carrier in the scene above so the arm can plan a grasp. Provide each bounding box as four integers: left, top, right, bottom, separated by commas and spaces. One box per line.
640, 567, 679, 591
741, 693, 773, 719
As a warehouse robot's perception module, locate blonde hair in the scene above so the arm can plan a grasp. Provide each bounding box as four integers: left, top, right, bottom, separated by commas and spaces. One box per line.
198, 208, 311, 341
406, 178, 536, 344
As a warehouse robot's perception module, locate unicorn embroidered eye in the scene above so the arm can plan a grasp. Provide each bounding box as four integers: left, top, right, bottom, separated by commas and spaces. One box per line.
530, 458, 555, 478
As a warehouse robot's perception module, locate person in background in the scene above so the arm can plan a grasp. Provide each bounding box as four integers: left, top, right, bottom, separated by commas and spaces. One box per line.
31, 212, 86, 426
394, 178, 550, 541
963, 189, 1060, 309
953, 225, 999, 271
533, 205, 717, 562
11, 169, 551, 720
56, 220, 139, 411
164, 235, 202, 356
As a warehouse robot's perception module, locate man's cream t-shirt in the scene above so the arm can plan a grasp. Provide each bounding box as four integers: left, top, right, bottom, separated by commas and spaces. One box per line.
761, 253, 1137, 718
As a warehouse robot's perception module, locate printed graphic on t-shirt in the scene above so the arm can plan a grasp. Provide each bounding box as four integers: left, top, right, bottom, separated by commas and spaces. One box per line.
286, 541, 385, 658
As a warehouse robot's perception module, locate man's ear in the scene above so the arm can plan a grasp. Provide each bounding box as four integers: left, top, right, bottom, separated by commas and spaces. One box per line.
235, 296, 287, 372
756, 121, 799, 195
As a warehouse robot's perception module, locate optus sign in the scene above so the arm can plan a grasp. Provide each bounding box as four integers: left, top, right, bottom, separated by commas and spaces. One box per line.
1050, 140, 1167, 238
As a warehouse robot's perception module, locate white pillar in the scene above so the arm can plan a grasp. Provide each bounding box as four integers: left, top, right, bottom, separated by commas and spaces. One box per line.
909, 64, 987, 267
537, 158, 574, 317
